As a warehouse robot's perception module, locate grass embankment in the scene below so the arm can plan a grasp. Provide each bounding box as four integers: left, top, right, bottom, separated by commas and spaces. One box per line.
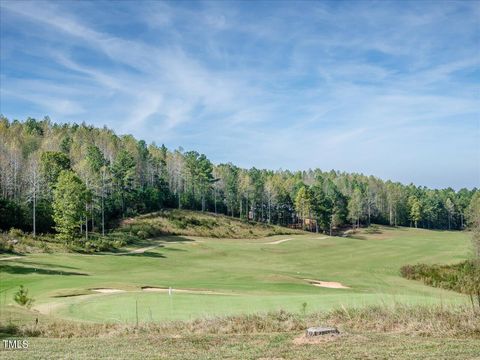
1, 304, 479, 359
1, 209, 301, 255
119, 209, 303, 238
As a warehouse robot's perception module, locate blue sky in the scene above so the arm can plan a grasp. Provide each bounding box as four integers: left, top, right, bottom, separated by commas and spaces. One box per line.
0, 0, 479, 189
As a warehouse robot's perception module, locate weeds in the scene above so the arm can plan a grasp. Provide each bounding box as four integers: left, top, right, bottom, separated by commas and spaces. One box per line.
3, 304, 478, 339
119, 209, 302, 239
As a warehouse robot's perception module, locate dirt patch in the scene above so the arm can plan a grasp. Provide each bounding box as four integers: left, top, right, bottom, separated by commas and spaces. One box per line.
304, 279, 350, 289
90, 288, 126, 294
293, 333, 340, 345
265, 238, 292, 245
141, 286, 235, 295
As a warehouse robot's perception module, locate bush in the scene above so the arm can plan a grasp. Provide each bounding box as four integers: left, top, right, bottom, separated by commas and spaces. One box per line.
13, 285, 34, 309
0, 234, 13, 253
8, 228, 24, 238
401, 260, 480, 309
365, 224, 381, 234
137, 230, 149, 239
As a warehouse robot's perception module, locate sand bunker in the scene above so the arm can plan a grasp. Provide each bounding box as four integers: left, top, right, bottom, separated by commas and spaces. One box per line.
316, 236, 328, 240
128, 245, 160, 254
304, 279, 350, 289
91, 288, 126, 293
141, 286, 235, 295
265, 238, 292, 245
0, 256, 22, 261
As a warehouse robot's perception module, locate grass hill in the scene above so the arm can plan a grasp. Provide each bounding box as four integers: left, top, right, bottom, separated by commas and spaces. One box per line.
119, 209, 303, 239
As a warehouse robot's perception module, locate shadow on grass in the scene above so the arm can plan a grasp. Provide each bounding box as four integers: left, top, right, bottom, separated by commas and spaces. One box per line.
0, 264, 89, 276
162, 247, 187, 252
349, 235, 369, 240
121, 251, 166, 258
102, 235, 195, 257
13, 261, 81, 270
156, 236, 195, 243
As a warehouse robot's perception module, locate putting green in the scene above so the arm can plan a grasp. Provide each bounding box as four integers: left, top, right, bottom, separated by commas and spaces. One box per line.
0, 227, 471, 323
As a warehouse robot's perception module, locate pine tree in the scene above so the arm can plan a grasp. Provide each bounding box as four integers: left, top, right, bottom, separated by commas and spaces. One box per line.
52, 170, 89, 242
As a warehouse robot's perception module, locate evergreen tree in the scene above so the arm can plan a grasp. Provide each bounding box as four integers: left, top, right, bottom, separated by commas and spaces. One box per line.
52, 170, 89, 242
408, 196, 422, 228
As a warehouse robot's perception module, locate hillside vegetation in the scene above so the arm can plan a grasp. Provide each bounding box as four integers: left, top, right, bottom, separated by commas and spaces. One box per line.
1, 118, 478, 248
401, 260, 480, 307
120, 209, 303, 239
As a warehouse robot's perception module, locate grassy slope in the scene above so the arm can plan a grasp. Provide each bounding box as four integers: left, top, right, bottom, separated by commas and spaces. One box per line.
119, 209, 303, 238
0, 225, 472, 323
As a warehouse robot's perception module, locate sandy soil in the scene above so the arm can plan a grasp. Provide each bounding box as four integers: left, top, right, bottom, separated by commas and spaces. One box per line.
91, 288, 126, 293
0, 256, 22, 261
264, 238, 293, 245
304, 279, 350, 289
128, 246, 160, 254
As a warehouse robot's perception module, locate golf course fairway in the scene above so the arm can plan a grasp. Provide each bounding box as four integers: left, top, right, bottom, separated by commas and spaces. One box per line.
0, 226, 471, 323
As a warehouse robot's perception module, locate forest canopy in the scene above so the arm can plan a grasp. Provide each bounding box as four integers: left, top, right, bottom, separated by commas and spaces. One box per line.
0, 116, 477, 238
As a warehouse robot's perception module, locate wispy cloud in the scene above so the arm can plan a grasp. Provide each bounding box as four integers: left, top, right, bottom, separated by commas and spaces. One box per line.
0, 0, 478, 188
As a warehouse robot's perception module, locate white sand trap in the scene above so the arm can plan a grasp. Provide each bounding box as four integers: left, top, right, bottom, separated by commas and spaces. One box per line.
304, 279, 350, 289
265, 238, 293, 245
316, 236, 328, 240
91, 288, 126, 293
128, 245, 159, 254
141, 286, 235, 295
0, 256, 22, 261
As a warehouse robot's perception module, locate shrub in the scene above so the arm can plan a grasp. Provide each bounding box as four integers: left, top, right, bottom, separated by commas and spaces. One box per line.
13, 285, 34, 309
137, 230, 148, 239
0, 235, 13, 253
8, 228, 24, 238
365, 224, 381, 234
401, 260, 480, 309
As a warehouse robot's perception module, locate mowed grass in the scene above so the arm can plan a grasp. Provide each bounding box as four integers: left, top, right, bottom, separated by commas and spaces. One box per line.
0, 226, 473, 324
4, 333, 480, 360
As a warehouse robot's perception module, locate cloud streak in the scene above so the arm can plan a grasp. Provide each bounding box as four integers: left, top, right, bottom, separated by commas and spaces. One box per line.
0, 0, 478, 189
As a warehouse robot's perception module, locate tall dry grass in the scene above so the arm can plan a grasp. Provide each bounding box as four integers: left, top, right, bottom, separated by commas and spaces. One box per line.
2, 304, 478, 339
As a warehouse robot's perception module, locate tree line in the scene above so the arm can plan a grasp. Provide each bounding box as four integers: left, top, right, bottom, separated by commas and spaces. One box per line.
0, 116, 478, 241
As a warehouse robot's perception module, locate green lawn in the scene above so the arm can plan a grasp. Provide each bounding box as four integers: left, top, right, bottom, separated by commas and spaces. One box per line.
0, 226, 472, 323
